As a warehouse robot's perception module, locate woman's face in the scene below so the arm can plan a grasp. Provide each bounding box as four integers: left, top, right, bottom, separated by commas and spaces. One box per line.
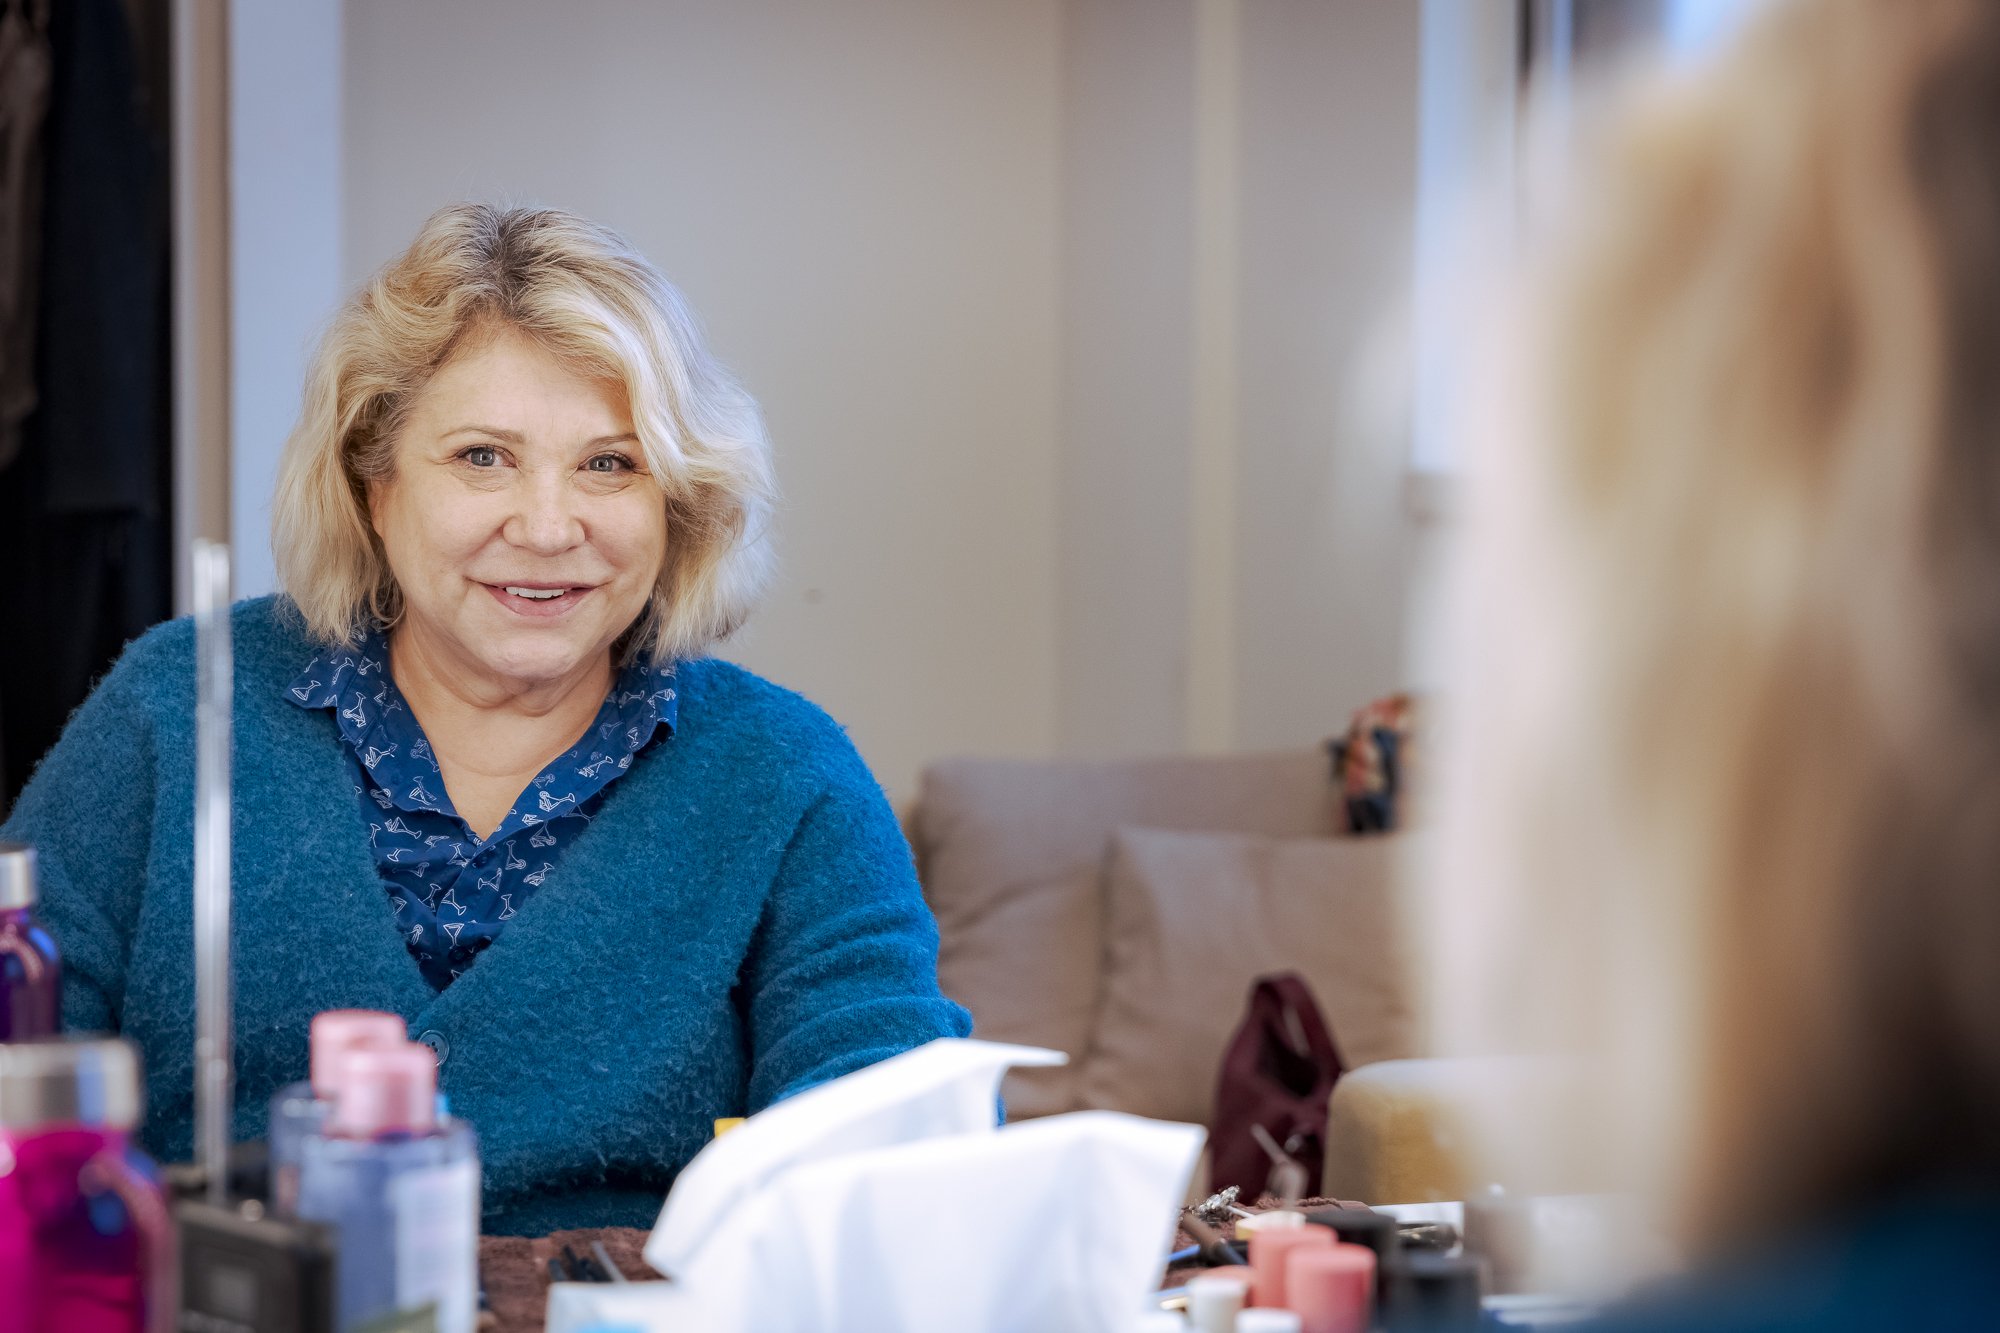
369, 324, 666, 691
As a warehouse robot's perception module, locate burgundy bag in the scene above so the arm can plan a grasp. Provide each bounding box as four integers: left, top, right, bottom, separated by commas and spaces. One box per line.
1207, 972, 1345, 1197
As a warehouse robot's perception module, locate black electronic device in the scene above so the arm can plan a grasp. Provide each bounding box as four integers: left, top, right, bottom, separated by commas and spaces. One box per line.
174, 1194, 338, 1333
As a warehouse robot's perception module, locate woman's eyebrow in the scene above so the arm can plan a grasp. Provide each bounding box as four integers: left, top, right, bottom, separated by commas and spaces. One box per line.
440, 426, 639, 448
442, 424, 526, 443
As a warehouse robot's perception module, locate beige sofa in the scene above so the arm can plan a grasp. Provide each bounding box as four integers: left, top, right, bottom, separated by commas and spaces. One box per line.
909, 749, 1447, 1198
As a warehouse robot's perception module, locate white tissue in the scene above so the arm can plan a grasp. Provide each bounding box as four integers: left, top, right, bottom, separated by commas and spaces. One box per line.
647, 1037, 1064, 1276
546, 1038, 1204, 1333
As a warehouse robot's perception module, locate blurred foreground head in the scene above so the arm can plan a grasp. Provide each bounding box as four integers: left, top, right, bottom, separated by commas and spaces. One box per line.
1431, 0, 2000, 1249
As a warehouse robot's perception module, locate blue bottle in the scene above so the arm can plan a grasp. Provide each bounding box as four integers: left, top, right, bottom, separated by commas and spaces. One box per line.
296, 1043, 480, 1333
0, 844, 61, 1041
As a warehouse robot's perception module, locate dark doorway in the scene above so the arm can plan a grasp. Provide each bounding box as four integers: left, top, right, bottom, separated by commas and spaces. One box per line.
0, 0, 174, 813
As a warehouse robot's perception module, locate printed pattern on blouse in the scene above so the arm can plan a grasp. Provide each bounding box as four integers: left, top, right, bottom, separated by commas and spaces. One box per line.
285, 630, 677, 990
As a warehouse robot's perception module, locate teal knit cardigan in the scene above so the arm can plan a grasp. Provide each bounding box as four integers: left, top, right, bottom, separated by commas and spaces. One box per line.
0, 597, 971, 1234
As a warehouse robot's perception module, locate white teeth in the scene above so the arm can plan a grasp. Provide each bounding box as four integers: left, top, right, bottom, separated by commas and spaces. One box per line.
506, 586, 567, 600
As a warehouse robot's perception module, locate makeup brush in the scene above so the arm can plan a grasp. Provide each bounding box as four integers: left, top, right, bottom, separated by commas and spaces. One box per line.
1181, 1211, 1249, 1267
1250, 1123, 1309, 1211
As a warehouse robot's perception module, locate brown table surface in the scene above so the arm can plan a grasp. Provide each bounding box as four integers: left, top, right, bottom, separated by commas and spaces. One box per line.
478, 1196, 1362, 1333
479, 1226, 660, 1333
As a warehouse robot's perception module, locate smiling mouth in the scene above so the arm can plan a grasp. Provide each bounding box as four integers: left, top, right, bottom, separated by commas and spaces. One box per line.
482, 581, 594, 614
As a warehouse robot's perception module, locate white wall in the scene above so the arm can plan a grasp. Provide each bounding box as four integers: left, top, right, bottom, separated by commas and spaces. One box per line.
1233, 0, 1423, 748
1056, 0, 1425, 758
229, 0, 344, 600
1057, 0, 1197, 757
332, 0, 1425, 799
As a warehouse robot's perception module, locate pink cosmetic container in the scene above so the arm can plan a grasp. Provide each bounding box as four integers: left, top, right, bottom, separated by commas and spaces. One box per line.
0, 1037, 175, 1333
1286, 1242, 1377, 1333
267, 1010, 409, 1217
1248, 1215, 1332, 1308
296, 1043, 481, 1333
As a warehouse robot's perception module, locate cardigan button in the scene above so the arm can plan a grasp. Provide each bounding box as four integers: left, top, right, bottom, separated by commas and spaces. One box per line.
418, 1030, 449, 1066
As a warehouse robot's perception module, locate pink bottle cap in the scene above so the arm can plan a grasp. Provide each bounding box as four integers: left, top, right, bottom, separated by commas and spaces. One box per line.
1286, 1242, 1376, 1333
309, 1010, 408, 1097
326, 1044, 437, 1138
1248, 1223, 1333, 1309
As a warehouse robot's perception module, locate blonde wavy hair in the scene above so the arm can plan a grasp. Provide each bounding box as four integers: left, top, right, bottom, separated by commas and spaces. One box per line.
1430, 0, 2000, 1247
271, 203, 774, 663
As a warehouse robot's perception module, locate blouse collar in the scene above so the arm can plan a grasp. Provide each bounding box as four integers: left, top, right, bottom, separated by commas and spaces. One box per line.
285, 627, 678, 837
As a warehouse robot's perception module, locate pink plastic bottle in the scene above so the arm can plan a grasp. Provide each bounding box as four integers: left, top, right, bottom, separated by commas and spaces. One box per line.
0, 844, 60, 1040
267, 1009, 409, 1217
297, 1043, 481, 1333
0, 1037, 176, 1333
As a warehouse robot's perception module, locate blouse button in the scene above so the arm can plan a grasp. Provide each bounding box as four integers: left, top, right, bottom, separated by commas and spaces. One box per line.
418, 1029, 449, 1066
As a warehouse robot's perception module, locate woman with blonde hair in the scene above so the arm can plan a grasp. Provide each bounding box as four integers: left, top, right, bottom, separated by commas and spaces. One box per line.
0, 204, 969, 1233
1432, 0, 2000, 1325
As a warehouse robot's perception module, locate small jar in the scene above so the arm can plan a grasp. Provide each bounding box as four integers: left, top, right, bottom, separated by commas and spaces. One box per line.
0, 1037, 175, 1333
0, 843, 61, 1040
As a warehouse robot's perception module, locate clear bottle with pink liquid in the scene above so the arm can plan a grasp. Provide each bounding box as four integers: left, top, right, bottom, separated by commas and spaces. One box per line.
267, 1009, 409, 1217
0, 1037, 176, 1333
296, 1042, 480, 1333
0, 844, 60, 1040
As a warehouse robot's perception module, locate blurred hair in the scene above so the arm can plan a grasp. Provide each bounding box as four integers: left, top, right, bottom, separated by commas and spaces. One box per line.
271, 202, 774, 663
1430, 0, 2000, 1248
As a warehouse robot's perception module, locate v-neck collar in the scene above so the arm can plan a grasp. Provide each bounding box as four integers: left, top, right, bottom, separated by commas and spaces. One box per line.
284, 628, 680, 846
268, 683, 700, 1037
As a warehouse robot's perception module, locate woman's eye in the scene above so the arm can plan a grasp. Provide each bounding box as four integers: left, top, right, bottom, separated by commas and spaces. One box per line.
459, 445, 500, 468
585, 453, 636, 474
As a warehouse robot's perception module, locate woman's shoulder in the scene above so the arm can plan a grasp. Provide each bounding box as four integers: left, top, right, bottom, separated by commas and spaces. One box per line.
91, 595, 318, 699
671, 657, 849, 742
669, 657, 871, 780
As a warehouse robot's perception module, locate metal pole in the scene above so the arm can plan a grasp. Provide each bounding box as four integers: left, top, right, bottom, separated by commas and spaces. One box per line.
192, 539, 233, 1205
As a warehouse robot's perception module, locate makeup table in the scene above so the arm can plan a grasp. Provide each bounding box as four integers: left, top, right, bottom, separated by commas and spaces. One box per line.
479, 1226, 658, 1332
479, 1195, 1367, 1332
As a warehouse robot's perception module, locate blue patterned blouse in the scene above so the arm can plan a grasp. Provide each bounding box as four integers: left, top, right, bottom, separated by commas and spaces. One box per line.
286, 630, 677, 990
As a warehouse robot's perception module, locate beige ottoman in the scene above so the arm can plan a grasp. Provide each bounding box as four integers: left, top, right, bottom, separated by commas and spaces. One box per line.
1322, 1057, 1598, 1205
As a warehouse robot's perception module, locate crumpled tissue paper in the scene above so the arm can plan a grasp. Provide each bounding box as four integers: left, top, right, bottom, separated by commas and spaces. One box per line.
544, 1038, 1204, 1333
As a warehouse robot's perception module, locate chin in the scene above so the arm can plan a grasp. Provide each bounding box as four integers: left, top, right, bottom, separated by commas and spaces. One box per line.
477, 634, 601, 685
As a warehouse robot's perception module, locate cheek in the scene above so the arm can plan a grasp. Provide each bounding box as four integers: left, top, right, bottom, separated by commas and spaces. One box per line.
376, 478, 500, 575
600, 494, 669, 577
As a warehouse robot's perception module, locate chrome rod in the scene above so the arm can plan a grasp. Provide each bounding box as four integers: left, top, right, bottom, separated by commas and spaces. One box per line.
192, 540, 233, 1205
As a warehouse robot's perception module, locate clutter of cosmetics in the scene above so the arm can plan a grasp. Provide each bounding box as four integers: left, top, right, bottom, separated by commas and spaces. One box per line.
0, 847, 169, 1333
0, 944, 480, 1333
1163, 1205, 1483, 1333
182, 1010, 482, 1333
5, 565, 483, 1333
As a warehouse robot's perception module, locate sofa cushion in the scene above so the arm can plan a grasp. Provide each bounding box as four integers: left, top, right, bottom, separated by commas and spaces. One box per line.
912, 751, 1340, 1118
1079, 826, 1418, 1128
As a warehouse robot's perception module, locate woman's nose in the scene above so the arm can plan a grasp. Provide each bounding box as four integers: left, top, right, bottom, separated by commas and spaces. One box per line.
504, 475, 585, 554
